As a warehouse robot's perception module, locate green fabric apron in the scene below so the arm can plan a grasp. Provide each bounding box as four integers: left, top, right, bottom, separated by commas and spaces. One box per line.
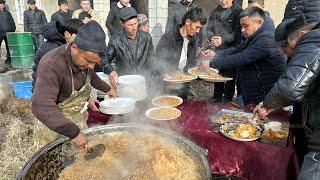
33, 61, 92, 148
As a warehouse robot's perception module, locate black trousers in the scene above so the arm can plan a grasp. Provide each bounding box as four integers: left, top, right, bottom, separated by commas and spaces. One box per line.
0, 33, 11, 66
213, 69, 236, 101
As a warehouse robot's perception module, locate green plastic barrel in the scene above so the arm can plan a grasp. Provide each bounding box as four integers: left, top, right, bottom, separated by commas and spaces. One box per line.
7, 32, 35, 69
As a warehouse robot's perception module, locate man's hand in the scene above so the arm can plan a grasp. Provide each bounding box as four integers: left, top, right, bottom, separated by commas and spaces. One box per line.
88, 98, 100, 112
212, 36, 222, 47
107, 88, 117, 98
72, 132, 88, 149
198, 60, 210, 70
202, 49, 215, 57
109, 71, 118, 87
253, 102, 275, 118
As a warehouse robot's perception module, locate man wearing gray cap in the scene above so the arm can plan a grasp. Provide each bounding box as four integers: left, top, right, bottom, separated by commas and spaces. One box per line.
32, 21, 116, 148
254, 14, 320, 180
103, 7, 154, 87
51, 0, 73, 24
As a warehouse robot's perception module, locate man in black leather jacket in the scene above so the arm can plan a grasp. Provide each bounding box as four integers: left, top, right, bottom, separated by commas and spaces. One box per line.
103, 7, 154, 87
51, 0, 73, 24
254, 15, 320, 180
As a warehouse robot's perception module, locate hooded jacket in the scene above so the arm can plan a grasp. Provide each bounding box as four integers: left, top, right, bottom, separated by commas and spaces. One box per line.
264, 24, 320, 152
165, 0, 197, 33
32, 21, 66, 89
23, 7, 47, 34
210, 19, 286, 105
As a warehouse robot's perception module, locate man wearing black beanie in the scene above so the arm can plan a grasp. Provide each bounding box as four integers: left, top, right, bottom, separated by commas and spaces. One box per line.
51, 0, 73, 24
32, 21, 116, 148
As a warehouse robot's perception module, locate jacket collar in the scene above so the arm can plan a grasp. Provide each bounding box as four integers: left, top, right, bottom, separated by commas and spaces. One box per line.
28, 7, 38, 12
117, 1, 131, 8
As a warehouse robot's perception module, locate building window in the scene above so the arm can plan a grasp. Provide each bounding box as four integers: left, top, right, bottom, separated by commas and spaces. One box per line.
15, 0, 42, 24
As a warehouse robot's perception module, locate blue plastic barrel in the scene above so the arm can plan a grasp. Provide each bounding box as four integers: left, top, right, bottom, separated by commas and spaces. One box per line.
12, 81, 33, 99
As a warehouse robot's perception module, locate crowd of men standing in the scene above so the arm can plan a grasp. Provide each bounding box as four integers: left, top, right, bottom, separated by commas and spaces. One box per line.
1, 0, 320, 179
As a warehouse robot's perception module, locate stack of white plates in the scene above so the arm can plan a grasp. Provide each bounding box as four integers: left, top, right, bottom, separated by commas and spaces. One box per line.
94, 72, 111, 98
99, 98, 136, 115
117, 75, 148, 101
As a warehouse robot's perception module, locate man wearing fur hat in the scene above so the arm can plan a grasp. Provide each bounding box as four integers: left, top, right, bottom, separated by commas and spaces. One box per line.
51, 0, 73, 24
32, 21, 116, 148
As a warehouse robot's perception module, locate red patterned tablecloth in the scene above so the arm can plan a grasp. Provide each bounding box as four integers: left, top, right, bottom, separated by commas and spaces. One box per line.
87, 99, 300, 180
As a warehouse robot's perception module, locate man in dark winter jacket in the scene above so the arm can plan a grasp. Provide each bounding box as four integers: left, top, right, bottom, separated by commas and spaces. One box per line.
165, 0, 197, 33
155, 7, 206, 97
200, 7, 286, 106
106, 0, 131, 36
103, 7, 154, 87
32, 19, 83, 90
0, 0, 15, 72
51, 0, 73, 24
24, 0, 47, 53
254, 15, 320, 180
206, 0, 242, 102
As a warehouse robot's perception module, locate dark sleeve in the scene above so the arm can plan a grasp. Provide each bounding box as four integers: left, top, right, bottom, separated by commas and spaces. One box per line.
264, 53, 320, 109
51, 13, 57, 22
90, 71, 111, 93
42, 10, 47, 24
210, 37, 270, 69
103, 39, 116, 74
206, 12, 215, 40
165, 6, 175, 34
7, 11, 16, 32
32, 62, 80, 139
23, 11, 27, 32
106, 8, 116, 34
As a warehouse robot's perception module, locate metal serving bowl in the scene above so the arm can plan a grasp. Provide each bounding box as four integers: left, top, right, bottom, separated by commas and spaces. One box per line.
16, 123, 212, 180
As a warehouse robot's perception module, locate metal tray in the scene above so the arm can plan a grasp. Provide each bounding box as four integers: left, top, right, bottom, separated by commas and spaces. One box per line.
211, 109, 257, 125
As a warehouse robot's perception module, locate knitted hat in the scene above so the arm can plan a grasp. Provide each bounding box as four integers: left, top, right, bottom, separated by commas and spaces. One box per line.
27, 0, 35, 4
119, 7, 137, 21
58, 0, 68, 5
0, 0, 5, 4
274, 19, 294, 46
73, 21, 107, 53
285, 13, 319, 36
137, 14, 149, 26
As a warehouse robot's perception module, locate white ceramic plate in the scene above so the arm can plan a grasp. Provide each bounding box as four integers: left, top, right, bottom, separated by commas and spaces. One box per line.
100, 98, 135, 108
188, 67, 219, 77
152, 95, 183, 107
199, 75, 233, 82
220, 123, 262, 142
145, 107, 181, 121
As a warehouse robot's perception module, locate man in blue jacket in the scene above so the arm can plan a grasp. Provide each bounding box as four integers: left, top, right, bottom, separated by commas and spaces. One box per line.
199, 7, 286, 107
